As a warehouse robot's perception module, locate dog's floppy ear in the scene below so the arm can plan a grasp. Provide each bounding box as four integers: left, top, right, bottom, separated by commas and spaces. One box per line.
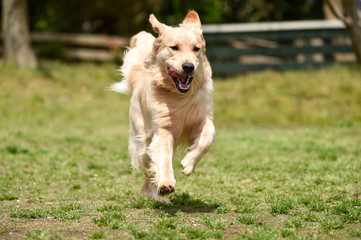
180, 10, 202, 29
149, 14, 169, 35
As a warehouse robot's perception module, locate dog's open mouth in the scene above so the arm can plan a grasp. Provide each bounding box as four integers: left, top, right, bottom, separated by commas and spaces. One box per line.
168, 67, 193, 93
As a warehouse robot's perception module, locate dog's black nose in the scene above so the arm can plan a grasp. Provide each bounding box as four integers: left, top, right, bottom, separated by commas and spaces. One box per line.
182, 62, 194, 75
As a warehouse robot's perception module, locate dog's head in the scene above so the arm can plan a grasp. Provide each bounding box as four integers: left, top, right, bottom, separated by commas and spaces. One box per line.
150, 11, 208, 94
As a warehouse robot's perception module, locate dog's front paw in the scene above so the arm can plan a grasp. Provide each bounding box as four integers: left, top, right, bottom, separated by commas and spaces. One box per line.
151, 189, 171, 204
149, 186, 171, 204
157, 180, 176, 196
181, 160, 194, 176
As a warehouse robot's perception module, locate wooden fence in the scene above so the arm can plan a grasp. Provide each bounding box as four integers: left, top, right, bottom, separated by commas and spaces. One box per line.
0, 20, 355, 74
203, 19, 355, 74
28, 32, 128, 62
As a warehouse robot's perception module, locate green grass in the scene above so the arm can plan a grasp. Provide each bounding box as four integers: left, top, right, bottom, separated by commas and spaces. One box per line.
1, 61, 361, 239
88, 231, 107, 239
10, 209, 48, 219
266, 195, 295, 214
24, 230, 63, 240
237, 215, 259, 225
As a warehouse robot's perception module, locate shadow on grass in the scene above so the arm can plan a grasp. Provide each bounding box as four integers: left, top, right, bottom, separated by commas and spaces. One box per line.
129, 192, 220, 216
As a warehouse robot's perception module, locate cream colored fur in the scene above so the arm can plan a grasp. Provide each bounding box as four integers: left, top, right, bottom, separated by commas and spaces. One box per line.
111, 11, 215, 204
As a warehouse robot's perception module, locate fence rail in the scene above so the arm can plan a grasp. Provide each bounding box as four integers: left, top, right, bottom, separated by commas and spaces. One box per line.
0, 20, 355, 73
31, 32, 127, 48
32, 33, 128, 61
203, 20, 355, 74
0, 32, 128, 62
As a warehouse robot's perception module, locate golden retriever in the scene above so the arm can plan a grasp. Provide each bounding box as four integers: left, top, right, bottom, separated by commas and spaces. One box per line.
111, 11, 215, 203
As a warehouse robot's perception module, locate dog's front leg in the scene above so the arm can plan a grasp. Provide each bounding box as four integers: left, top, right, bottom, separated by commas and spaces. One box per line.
181, 118, 215, 176
148, 128, 176, 199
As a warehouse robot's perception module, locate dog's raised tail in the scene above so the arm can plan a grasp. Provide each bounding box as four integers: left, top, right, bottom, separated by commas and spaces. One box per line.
111, 31, 155, 95
110, 80, 132, 95
109, 50, 133, 95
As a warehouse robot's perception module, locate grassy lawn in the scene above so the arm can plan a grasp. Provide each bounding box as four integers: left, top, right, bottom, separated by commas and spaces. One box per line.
0, 61, 361, 239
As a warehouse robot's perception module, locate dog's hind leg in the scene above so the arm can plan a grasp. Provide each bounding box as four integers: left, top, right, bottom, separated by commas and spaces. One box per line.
141, 173, 152, 197
181, 118, 215, 176
128, 90, 149, 168
128, 133, 140, 168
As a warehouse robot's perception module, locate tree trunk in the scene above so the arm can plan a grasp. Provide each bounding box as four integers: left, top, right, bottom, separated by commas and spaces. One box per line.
342, 0, 361, 66
323, 0, 342, 20
2, 0, 38, 69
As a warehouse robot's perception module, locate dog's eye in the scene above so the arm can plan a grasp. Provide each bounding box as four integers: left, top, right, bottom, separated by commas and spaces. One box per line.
170, 46, 179, 51
193, 46, 200, 52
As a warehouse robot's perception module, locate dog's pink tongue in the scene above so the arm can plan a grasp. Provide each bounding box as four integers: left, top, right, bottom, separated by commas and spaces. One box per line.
168, 67, 188, 83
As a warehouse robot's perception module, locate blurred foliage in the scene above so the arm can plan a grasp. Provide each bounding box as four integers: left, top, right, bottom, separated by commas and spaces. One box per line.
21, 0, 324, 36
28, 0, 156, 35
228, 0, 324, 22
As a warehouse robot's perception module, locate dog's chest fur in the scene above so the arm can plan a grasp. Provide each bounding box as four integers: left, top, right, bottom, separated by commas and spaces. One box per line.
145, 81, 212, 141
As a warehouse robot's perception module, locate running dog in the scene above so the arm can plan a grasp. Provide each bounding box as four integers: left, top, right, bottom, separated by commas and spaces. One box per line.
111, 11, 215, 203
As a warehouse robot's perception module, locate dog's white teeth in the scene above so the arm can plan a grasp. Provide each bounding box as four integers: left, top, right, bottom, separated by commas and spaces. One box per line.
179, 82, 190, 90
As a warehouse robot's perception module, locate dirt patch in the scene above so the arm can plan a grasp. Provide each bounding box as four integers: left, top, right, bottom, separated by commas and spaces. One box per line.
224, 225, 247, 239
0, 231, 24, 240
